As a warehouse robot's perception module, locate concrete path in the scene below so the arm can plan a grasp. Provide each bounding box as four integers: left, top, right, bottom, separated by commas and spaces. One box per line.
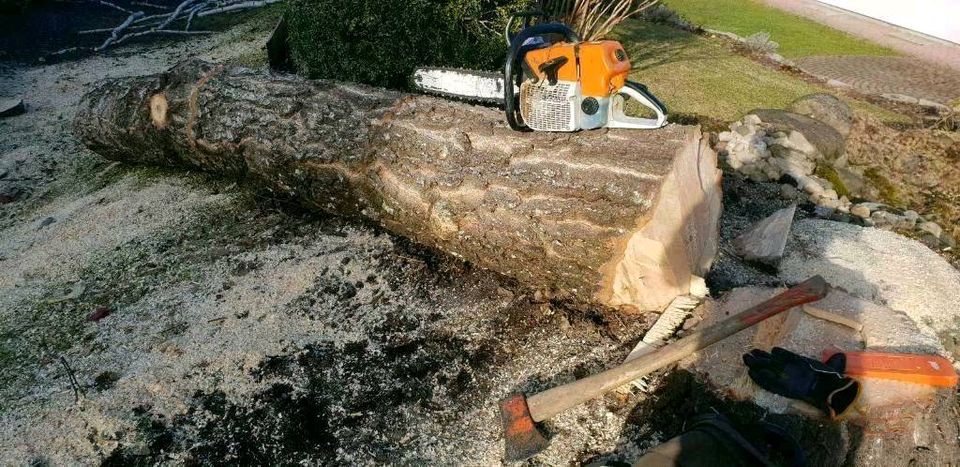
795, 56, 960, 106
762, 0, 960, 72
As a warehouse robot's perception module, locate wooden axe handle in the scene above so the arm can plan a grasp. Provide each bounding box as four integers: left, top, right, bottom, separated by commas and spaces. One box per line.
526, 276, 829, 422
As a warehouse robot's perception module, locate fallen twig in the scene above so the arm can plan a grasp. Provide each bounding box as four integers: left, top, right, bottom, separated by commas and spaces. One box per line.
59, 356, 85, 403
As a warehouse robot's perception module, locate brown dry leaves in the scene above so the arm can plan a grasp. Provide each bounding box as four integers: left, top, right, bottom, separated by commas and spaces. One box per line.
845, 115, 960, 237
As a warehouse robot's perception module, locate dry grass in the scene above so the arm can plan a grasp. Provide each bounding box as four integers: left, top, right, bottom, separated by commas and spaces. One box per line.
543, 0, 659, 40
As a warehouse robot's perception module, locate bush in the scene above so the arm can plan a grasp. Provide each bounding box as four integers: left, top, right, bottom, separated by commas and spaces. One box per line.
286, 0, 530, 89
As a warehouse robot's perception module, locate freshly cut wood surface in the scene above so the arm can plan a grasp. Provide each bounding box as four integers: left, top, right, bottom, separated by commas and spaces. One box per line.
74, 60, 721, 313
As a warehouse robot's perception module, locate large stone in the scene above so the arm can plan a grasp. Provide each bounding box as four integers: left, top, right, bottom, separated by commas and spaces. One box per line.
779, 219, 960, 344
733, 204, 796, 265
750, 108, 846, 160
787, 93, 853, 137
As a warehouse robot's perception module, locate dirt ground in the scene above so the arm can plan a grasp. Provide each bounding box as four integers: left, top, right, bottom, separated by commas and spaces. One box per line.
0, 15, 673, 465
1, 12, 958, 466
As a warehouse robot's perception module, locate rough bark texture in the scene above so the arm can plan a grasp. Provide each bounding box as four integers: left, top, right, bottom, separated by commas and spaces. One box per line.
74, 60, 721, 312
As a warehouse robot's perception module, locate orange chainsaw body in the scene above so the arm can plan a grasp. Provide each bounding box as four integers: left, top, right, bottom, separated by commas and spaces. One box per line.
522, 40, 631, 98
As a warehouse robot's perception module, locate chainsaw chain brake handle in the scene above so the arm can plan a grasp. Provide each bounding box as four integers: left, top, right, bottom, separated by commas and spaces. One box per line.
504, 21, 580, 131
607, 81, 668, 129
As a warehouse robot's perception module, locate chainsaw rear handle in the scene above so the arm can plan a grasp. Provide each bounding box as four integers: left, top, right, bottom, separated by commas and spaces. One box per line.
607, 81, 668, 129
504, 22, 580, 131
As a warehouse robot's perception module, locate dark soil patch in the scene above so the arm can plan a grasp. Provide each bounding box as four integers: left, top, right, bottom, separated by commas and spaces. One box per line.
590, 370, 858, 466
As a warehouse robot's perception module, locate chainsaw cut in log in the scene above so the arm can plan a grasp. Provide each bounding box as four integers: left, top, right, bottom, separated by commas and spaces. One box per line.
74, 60, 721, 313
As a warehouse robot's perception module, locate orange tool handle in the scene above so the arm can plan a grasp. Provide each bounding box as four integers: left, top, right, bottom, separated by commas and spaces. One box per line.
823, 350, 958, 388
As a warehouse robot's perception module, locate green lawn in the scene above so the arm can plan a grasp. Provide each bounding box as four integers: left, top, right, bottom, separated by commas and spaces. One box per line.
615, 20, 903, 123
661, 0, 896, 58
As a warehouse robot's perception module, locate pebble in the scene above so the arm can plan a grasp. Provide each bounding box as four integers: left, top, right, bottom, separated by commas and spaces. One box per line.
822, 189, 838, 200
779, 184, 799, 200
904, 210, 920, 222
735, 124, 754, 136
817, 197, 840, 210
850, 204, 871, 219
919, 221, 943, 238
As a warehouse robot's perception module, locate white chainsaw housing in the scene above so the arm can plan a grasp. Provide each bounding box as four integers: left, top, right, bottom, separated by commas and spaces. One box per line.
519, 79, 667, 132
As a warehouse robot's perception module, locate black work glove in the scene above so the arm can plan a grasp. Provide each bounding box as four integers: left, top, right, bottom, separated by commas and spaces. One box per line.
743, 347, 860, 418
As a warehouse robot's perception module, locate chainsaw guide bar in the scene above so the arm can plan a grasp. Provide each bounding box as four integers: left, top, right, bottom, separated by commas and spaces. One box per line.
412, 67, 509, 105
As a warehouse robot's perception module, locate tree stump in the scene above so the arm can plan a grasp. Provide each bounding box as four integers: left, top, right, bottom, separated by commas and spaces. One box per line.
74, 60, 722, 313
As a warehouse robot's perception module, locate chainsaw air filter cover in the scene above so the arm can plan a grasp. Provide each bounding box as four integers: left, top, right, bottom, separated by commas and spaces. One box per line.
519, 80, 578, 132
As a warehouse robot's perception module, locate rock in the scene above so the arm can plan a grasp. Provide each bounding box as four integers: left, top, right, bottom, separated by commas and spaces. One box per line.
0, 97, 25, 118
860, 202, 887, 211
768, 131, 818, 157
816, 197, 840, 209
814, 205, 836, 218
921, 233, 942, 249
742, 114, 761, 126
799, 176, 824, 197
821, 189, 838, 200
768, 150, 814, 179
780, 219, 960, 342
941, 233, 956, 249
870, 210, 903, 229
750, 109, 846, 160
779, 184, 799, 200
919, 221, 943, 238
787, 93, 853, 137
733, 204, 796, 265
903, 210, 921, 222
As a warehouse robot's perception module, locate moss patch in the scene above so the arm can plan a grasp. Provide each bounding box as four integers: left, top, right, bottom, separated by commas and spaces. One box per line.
863, 167, 902, 206
815, 164, 849, 198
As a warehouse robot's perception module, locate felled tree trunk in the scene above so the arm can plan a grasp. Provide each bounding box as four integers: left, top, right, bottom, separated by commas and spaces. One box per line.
74, 60, 721, 313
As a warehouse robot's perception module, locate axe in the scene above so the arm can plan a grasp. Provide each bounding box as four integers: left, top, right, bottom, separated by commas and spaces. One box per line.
500, 275, 829, 460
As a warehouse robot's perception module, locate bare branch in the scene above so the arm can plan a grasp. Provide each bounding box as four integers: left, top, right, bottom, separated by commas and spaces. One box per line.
90, 0, 133, 14
197, 0, 282, 17
131, 1, 170, 9
95, 11, 146, 51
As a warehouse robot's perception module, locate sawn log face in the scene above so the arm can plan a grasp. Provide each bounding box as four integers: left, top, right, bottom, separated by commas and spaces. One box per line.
74, 60, 721, 312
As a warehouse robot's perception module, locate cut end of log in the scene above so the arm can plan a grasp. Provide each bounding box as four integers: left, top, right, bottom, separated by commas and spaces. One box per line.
150, 93, 168, 129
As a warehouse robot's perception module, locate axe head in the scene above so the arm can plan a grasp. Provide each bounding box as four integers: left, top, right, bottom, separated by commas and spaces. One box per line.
499, 393, 549, 461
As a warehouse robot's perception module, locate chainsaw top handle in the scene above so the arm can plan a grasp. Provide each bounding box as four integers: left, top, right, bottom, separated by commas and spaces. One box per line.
504, 22, 580, 131
503, 10, 551, 45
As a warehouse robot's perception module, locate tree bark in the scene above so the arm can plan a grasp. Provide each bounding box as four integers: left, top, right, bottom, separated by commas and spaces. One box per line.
74, 60, 721, 313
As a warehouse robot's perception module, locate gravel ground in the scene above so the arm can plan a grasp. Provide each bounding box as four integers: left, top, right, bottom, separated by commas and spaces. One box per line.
0, 14, 670, 465
1, 12, 957, 466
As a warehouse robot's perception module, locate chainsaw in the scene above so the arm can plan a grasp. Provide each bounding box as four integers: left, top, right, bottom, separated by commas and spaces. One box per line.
413, 11, 668, 132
